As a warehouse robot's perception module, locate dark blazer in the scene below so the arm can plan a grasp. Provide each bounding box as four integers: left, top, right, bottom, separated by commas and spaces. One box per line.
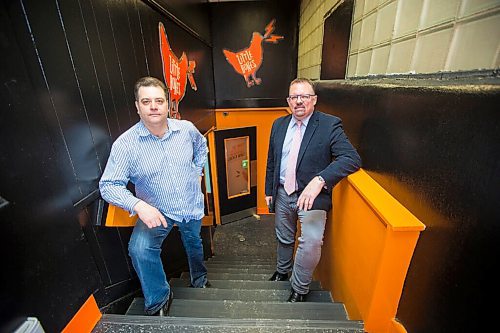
265, 110, 361, 212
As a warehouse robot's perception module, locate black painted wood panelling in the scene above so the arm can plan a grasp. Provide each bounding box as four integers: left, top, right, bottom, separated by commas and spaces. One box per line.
315, 79, 500, 333
151, 0, 212, 44
1, 6, 102, 332
0, 0, 215, 331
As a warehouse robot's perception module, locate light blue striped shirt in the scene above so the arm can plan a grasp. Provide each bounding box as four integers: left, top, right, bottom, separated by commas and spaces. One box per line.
99, 119, 208, 222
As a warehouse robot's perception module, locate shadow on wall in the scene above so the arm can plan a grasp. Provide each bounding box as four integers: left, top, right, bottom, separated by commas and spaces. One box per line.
37, 89, 112, 216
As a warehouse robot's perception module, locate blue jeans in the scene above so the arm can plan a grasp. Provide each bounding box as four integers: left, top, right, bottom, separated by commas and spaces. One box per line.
128, 216, 208, 314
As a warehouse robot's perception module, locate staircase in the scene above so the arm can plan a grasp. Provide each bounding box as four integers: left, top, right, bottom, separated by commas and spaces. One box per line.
93, 254, 364, 332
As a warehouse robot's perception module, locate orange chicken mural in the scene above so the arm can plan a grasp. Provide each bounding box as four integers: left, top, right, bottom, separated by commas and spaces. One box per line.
159, 22, 197, 119
223, 19, 284, 87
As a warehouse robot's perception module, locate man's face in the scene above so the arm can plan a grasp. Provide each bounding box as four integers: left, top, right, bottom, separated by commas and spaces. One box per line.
135, 86, 169, 128
287, 82, 317, 121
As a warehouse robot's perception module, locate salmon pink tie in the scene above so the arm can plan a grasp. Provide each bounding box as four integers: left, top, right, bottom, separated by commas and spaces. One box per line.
284, 120, 302, 195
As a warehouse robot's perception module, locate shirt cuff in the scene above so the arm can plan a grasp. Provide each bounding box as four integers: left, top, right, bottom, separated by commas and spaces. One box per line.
124, 197, 141, 216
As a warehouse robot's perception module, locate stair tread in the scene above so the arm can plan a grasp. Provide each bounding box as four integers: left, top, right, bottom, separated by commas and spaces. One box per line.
207, 261, 276, 266
168, 299, 349, 320
94, 314, 364, 332
208, 256, 275, 261
208, 257, 276, 264
181, 271, 279, 281
133, 288, 333, 303
170, 278, 323, 290
205, 262, 276, 268
204, 267, 276, 274
209, 255, 275, 260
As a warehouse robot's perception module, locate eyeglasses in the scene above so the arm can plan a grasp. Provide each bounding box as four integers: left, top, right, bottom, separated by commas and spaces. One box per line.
287, 94, 316, 102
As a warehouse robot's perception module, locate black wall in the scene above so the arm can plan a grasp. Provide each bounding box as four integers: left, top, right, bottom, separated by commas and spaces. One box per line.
0, 0, 215, 331
154, 0, 212, 44
211, 0, 299, 108
315, 78, 500, 333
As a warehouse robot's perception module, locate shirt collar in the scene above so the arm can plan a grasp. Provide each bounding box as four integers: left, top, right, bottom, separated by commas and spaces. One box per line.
291, 112, 313, 128
138, 119, 180, 138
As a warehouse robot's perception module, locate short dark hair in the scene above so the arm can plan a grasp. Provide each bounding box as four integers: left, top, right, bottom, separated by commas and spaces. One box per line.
134, 76, 170, 102
290, 78, 315, 94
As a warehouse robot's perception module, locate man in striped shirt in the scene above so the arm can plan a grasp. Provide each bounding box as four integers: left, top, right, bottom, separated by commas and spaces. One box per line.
99, 76, 209, 316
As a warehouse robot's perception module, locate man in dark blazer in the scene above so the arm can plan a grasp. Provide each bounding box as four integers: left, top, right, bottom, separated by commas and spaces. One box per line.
265, 78, 361, 302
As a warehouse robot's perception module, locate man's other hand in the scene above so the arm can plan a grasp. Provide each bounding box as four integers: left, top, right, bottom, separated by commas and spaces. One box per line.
133, 200, 168, 228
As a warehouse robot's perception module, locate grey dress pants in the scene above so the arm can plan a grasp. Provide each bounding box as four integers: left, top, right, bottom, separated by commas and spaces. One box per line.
274, 185, 327, 294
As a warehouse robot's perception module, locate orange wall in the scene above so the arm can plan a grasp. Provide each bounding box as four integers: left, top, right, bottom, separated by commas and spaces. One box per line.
214, 107, 290, 215
315, 169, 425, 333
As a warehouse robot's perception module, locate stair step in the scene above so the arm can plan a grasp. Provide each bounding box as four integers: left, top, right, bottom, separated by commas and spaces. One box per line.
181, 271, 272, 281
209, 254, 275, 260
95, 314, 365, 333
173, 287, 333, 302
207, 266, 276, 272
168, 299, 349, 320
125, 288, 333, 316
170, 278, 323, 290
208, 256, 276, 264
125, 297, 147, 315
205, 262, 276, 270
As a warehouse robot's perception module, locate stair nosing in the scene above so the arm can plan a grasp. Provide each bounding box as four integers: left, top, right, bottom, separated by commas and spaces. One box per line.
100, 313, 364, 328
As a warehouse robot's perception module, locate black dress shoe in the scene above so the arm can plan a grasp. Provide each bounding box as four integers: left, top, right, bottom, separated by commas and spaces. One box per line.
155, 291, 174, 316
287, 289, 307, 302
269, 271, 289, 281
